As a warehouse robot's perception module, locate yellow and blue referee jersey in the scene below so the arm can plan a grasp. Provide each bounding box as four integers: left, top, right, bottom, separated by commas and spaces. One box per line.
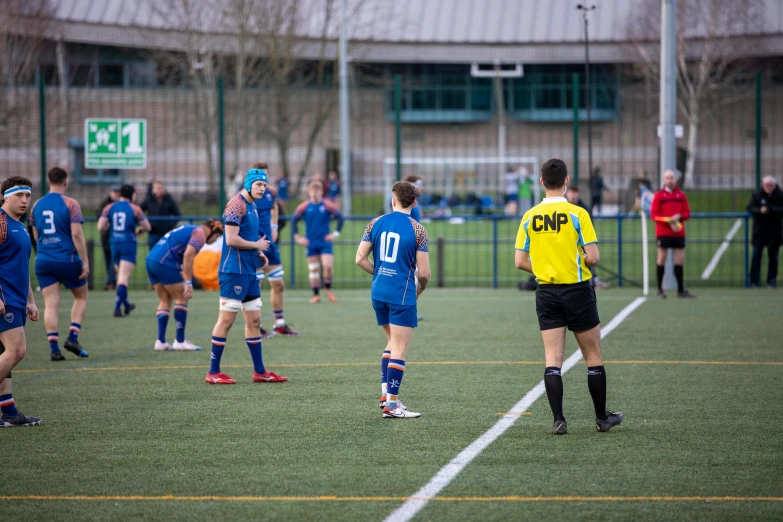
515, 197, 598, 285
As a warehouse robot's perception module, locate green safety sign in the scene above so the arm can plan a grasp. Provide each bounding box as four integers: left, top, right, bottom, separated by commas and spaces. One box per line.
84, 118, 147, 169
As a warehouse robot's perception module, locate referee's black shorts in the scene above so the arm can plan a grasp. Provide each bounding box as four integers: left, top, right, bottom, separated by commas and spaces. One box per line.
535, 281, 600, 332
657, 236, 686, 249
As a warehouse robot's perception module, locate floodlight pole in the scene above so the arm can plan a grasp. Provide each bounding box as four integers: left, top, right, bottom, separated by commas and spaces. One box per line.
660, 0, 678, 290
577, 4, 596, 186
339, 0, 352, 215
493, 61, 506, 202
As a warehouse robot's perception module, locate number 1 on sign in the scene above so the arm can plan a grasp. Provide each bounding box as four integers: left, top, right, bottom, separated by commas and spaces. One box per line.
122, 122, 143, 153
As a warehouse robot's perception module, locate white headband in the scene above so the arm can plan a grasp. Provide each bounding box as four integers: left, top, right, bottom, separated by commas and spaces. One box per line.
3, 186, 32, 197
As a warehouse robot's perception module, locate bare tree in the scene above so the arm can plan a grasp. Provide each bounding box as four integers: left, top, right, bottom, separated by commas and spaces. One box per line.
145, 0, 229, 192
628, 0, 764, 185
0, 0, 55, 126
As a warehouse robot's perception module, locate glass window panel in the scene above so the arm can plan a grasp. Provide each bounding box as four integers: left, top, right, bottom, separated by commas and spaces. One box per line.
98, 64, 124, 87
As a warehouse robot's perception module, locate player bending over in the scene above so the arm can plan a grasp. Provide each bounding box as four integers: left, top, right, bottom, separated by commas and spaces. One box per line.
98, 185, 151, 317
356, 181, 430, 418
514, 158, 623, 435
0, 177, 41, 426
206, 168, 287, 384
251, 161, 298, 338
30, 167, 89, 361
293, 180, 344, 304
146, 219, 224, 351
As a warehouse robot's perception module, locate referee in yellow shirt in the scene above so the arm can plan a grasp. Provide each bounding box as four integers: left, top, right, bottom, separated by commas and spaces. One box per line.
515, 159, 623, 435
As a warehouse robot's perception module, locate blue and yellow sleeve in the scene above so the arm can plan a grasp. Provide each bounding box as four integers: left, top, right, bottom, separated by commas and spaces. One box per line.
579, 208, 598, 245
515, 215, 531, 251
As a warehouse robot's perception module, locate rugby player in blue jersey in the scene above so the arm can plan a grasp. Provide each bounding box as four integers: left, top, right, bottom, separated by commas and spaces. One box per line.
292, 179, 345, 304
146, 219, 224, 351
30, 168, 90, 361
0, 176, 42, 426
356, 181, 431, 418
206, 168, 288, 384
98, 185, 151, 317
251, 162, 298, 338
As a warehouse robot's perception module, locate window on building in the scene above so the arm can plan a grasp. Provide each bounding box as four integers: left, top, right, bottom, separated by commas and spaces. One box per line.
38, 64, 60, 86
68, 138, 123, 184
386, 64, 494, 122
98, 64, 125, 87
504, 64, 618, 122
127, 62, 157, 87
69, 63, 95, 87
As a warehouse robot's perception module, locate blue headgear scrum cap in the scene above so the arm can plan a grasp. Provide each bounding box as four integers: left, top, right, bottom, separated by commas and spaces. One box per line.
244, 168, 269, 192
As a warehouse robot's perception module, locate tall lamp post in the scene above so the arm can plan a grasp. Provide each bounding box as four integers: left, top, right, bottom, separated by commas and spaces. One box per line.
576, 4, 596, 188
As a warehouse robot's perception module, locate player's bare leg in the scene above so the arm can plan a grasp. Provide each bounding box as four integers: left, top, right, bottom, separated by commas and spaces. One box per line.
267, 270, 298, 336
207, 310, 238, 384
0, 329, 26, 382
574, 326, 623, 432
382, 325, 419, 418
307, 256, 321, 303
166, 282, 199, 351
541, 327, 568, 434
64, 284, 89, 358
114, 260, 136, 316
379, 324, 392, 409
321, 253, 336, 302
152, 283, 172, 350
41, 283, 65, 360
244, 307, 287, 383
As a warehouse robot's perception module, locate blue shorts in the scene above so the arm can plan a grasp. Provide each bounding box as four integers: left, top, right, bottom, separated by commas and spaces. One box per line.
505, 193, 519, 203
35, 258, 87, 290
372, 299, 418, 328
261, 241, 281, 267
219, 273, 260, 301
111, 242, 137, 265
0, 306, 26, 333
307, 242, 333, 257
146, 258, 184, 286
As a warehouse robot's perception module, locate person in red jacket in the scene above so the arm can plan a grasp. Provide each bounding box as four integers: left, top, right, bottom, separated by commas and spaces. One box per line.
650, 170, 695, 298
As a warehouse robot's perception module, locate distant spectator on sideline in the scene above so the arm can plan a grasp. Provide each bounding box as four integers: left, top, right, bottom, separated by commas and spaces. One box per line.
631, 169, 653, 212
518, 167, 533, 215
651, 169, 694, 299
504, 165, 521, 215
141, 180, 181, 249
589, 167, 607, 215
747, 176, 783, 288
403, 175, 424, 223
97, 185, 120, 290
326, 171, 341, 209
566, 186, 609, 289
276, 173, 290, 213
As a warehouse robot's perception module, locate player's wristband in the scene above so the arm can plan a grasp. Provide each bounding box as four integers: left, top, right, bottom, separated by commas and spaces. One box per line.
185, 281, 193, 286
271, 225, 279, 230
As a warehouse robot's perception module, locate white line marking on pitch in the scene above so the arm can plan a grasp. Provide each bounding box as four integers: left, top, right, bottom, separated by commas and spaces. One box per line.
383, 296, 648, 522
701, 219, 742, 280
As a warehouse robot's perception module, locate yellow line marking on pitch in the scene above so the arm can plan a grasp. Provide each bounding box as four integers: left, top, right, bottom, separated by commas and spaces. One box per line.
14, 359, 783, 374
1, 495, 781, 503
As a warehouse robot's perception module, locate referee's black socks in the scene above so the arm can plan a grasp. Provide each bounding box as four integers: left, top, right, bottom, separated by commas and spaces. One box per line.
656, 264, 665, 291
544, 367, 565, 422
587, 366, 608, 420
674, 265, 685, 293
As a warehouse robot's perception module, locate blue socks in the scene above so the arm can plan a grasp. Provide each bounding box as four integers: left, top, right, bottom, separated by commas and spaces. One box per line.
0, 394, 18, 417
246, 337, 265, 374
174, 305, 188, 343
386, 359, 405, 409
209, 337, 226, 374
68, 323, 81, 343
48, 332, 60, 353
116, 284, 128, 313
156, 310, 170, 343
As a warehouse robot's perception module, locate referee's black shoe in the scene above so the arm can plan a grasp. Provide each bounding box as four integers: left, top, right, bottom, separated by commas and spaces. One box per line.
657, 289, 667, 299
677, 290, 696, 298
596, 411, 624, 432
552, 420, 568, 435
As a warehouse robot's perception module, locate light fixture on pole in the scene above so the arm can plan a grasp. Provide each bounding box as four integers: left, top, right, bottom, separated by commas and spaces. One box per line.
576, 3, 596, 188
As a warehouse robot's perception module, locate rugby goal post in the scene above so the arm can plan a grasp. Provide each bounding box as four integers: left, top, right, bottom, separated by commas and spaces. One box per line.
381, 157, 540, 215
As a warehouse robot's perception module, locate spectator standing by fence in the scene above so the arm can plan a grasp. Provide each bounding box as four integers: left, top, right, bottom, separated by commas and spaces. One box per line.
97, 185, 120, 290
747, 176, 783, 288
589, 167, 607, 215
651, 170, 694, 299
141, 180, 181, 249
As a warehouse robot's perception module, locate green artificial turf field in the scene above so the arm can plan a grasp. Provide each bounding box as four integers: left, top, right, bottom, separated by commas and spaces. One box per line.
2, 287, 782, 521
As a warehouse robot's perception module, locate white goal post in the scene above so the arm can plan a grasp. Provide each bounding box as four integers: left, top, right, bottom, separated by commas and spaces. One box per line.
381, 157, 541, 215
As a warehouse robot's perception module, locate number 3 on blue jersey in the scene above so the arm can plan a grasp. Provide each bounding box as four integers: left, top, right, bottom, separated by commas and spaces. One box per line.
112, 212, 126, 232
